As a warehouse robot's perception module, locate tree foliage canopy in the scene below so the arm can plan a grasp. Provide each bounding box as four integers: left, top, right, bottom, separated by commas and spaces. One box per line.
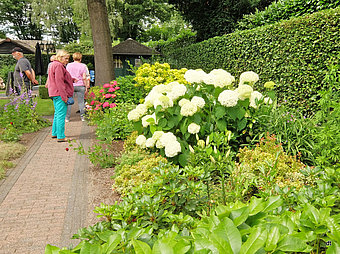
169, 0, 275, 41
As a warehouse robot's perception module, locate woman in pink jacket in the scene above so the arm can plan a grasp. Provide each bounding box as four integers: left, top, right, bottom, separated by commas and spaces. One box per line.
48, 50, 74, 142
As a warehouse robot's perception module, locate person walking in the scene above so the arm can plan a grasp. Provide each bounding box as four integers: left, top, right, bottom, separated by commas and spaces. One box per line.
45, 55, 56, 88
11, 47, 38, 94
65, 52, 90, 122
48, 50, 74, 142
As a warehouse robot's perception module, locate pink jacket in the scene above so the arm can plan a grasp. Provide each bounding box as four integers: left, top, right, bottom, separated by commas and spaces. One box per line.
48, 61, 74, 102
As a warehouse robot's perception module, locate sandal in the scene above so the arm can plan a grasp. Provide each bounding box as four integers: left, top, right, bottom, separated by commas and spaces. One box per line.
52, 136, 57, 138
57, 138, 72, 142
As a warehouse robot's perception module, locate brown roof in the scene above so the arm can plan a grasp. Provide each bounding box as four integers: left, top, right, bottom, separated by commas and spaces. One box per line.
0, 38, 35, 54
112, 38, 160, 56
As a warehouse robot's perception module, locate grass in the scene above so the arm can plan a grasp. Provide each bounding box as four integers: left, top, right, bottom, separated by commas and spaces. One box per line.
0, 142, 26, 179
0, 96, 54, 116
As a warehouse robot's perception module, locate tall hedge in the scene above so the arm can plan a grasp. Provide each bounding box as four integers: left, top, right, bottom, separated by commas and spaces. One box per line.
162, 7, 340, 112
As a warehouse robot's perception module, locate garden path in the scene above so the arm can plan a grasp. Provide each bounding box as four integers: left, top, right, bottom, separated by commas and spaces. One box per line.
0, 101, 94, 253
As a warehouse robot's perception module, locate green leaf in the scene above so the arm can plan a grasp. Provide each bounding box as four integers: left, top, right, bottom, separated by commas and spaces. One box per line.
103, 233, 121, 253
326, 242, 340, 254
215, 106, 226, 119
248, 197, 264, 216
152, 240, 174, 254
218, 217, 242, 254
179, 151, 189, 167
216, 119, 227, 132
80, 242, 102, 254
173, 239, 191, 254
240, 227, 267, 254
230, 207, 249, 227
237, 118, 247, 131
264, 226, 280, 252
158, 118, 167, 128
132, 239, 152, 254
262, 196, 283, 212
45, 244, 60, 254
277, 236, 308, 252
193, 238, 218, 253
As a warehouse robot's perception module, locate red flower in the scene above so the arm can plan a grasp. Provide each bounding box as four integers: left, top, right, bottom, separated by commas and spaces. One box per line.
104, 93, 112, 99
99, 89, 105, 93
66, 148, 69, 151
103, 83, 110, 88
10, 122, 13, 125
90, 100, 95, 105
102, 102, 110, 108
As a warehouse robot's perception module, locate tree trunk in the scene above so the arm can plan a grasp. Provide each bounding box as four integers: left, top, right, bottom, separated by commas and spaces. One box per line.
87, 0, 114, 85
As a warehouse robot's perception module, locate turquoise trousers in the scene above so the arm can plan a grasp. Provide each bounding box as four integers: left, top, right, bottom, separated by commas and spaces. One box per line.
52, 96, 67, 139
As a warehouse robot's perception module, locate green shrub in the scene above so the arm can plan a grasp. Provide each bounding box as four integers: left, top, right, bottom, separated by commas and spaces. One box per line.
38, 85, 49, 99
95, 103, 135, 141
229, 134, 311, 201
162, 7, 340, 113
236, 0, 340, 31
114, 75, 144, 104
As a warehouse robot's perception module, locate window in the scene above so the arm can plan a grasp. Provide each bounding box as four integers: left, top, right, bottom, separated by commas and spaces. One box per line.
135, 58, 141, 68
114, 57, 122, 68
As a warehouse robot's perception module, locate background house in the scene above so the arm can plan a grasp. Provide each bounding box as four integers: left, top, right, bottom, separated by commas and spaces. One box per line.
112, 38, 160, 78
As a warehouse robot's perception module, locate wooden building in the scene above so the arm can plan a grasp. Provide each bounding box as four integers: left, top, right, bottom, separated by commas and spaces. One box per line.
112, 38, 160, 78
0, 38, 35, 54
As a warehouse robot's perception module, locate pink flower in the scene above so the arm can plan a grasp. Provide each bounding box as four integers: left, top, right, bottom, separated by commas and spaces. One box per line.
94, 106, 101, 111
110, 103, 117, 108
111, 81, 118, 86
108, 87, 115, 93
103, 83, 110, 88
90, 92, 95, 98
102, 102, 110, 108
99, 89, 104, 93
115, 87, 120, 90
111, 94, 117, 98
90, 100, 95, 105
104, 94, 112, 99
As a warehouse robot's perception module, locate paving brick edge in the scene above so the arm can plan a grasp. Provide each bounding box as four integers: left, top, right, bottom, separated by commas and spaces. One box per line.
60, 122, 92, 248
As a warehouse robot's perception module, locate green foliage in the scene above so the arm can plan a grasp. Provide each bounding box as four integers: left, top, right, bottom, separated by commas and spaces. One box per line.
114, 75, 144, 104
113, 151, 167, 196
237, 0, 340, 31
95, 103, 135, 141
162, 7, 340, 113
0, 142, 26, 179
63, 40, 94, 55
0, 92, 50, 141
169, 0, 274, 41
0, 63, 16, 85
253, 101, 317, 165
231, 134, 311, 202
38, 85, 49, 99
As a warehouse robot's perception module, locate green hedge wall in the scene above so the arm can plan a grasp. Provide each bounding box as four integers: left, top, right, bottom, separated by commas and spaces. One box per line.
162, 7, 340, 112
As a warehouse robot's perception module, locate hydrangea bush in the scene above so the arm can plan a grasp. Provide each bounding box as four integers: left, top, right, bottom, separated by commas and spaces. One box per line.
128, 68, 274, 166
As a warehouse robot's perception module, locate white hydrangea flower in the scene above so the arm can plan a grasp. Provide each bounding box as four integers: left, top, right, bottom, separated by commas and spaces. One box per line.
218, 90, 239, 107
141, 114, 155, 127
235, 84, 253, 100
159, 132, 177, 147
184, 69, 207, 83
188, 123, 201, 134
167, 83, 187, 101
179, 98, 190, 107
180, 101, 198, 116
153, 84, 168, 94
155, 140, 165, 149
191, 96, 205, 108
209, 69, 235, 88
127, 109, 140, 121
145, 90, 162, 105
164, 140, 181, 157
239, 71, 259, 86
152, 131, 164, 141
136, 135, 146, 147
153, 95, 173, 109
250, 91, 263, 108
145, 138, 156, 148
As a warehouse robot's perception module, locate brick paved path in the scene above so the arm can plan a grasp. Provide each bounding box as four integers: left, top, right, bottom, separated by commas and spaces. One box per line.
0, 106, 92, 254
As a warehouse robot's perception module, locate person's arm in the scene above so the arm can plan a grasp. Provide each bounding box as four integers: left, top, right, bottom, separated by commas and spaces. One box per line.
24, 69, 38, 85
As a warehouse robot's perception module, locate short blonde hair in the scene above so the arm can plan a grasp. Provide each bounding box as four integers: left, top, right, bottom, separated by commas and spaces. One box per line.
55, 50, 69, 62
72, 52, 82, 61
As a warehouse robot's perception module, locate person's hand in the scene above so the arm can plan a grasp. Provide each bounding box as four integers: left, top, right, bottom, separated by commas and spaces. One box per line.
45, 83, 48, 88
73, 78, 78, 83
33, 79, 39, 85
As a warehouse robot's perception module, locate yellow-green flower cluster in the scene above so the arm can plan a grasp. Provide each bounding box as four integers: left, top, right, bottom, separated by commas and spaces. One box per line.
134, 62, 188, 92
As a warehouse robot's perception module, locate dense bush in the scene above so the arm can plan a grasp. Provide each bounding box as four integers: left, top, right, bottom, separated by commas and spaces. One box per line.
114, 75, 144, 104
162, 7, 340, 113
236, 0, 340, 31
38, 85, 49, 99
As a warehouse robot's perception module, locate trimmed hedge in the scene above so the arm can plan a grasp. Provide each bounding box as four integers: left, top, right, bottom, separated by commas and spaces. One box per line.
162, 7, 340, 112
